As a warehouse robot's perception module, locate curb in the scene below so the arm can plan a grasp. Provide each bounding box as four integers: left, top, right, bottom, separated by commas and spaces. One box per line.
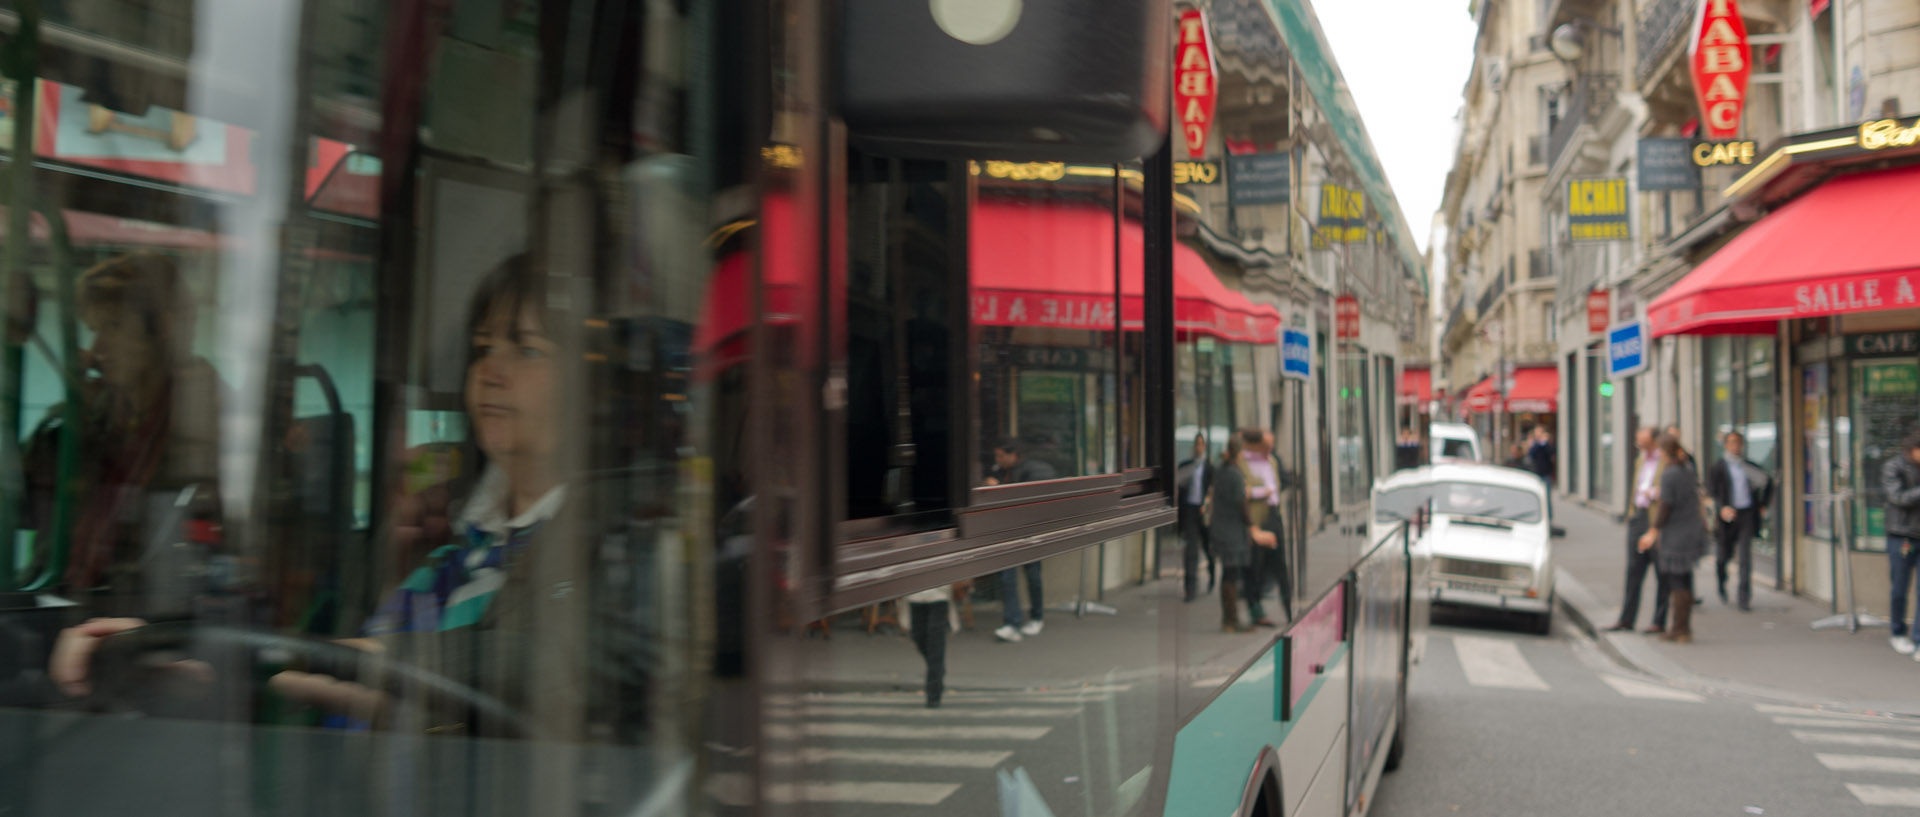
1556, 567, 1920, 720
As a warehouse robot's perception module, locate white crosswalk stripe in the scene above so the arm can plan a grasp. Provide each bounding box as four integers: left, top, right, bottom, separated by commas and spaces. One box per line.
1597, 674, 1704, 702
754, 687, 1121, 806
1450, 635, 1550, 691
1756, 703, 1912, 722
1847, 784, 1920, 807
1774, 716, 1920, 733
1792, 730, 1920, 752
1817, 753, 1920, 775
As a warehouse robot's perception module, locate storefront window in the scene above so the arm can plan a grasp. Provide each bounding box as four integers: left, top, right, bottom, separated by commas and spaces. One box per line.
1850, 359, 1919, 551
1708, 337, 1736, 442
1804, 362, 1835, 540
974, 182, 1124, 483
1336, 349, 1371, 505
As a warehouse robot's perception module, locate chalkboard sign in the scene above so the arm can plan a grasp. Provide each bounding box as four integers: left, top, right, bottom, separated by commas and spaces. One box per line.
1854, 361, 1920, 544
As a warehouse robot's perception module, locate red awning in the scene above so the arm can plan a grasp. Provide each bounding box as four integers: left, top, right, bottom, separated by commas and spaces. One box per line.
694, 196, 1283, 361
1398, 367, 1431, 406
969, 201, 1279, 344
1648, 165, 1920, 337
1461, 377, 1496, 413
1504, 366, 1558, 414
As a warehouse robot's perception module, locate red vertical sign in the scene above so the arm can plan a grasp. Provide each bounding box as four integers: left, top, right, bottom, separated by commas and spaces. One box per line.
1174, 9, 1217, 160
1689, 0, 1750, 140
1334, 294, 1360, 340
1587, 290, 1612, 335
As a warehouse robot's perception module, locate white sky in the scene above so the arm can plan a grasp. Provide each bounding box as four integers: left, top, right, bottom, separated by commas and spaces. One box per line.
1312, 1, 1479, 253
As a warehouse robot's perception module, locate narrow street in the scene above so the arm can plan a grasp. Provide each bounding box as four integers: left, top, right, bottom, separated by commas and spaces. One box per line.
1374, 607, 1918, 816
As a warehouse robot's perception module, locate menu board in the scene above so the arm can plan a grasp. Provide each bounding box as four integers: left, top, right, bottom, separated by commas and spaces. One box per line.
1855, 361, 1920, 542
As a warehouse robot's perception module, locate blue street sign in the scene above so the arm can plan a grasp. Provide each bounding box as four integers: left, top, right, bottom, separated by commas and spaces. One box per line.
1282, 329, 1312, 380
1607, 321, 1648, 378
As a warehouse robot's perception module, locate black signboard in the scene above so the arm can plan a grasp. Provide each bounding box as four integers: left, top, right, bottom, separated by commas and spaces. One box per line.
1848, 331, 1920, 358
1228, 152, 1291, 206
1637, 138, 1700, 192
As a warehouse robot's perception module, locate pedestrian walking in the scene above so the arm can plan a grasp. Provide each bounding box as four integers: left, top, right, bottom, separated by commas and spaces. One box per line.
1394, 426, 1422, 471
1241, 427, 1291, 625
1503, 443, 1529, 470
1607, 427, 1671, 633
1208, 436, 1257, 633
1881, 430, 1920, 656
1527, 426, 1557, 488
1706, 430, 1773, 611
905, 582, 962, 707
1177, 434, 1216, 602
985, 438, 1054, 642
1639, 433, 1706, 643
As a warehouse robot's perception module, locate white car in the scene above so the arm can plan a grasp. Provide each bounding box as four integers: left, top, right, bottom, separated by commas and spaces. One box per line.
1374, 463, 1557, 634
1429, 422, 1483, 464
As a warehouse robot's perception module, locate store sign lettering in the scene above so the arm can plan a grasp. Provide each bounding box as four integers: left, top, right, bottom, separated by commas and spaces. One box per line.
1174, 9, 1218, 160
1848, 331, 1920, 357
1795, 275, 1920, 313
1689, 0, 1751, 140
1691, 140, 1756, 166
1567, 177, 1630, 242
1174, 161, 1222, 185
1860, 118, 1920, 150
973, 294, 1117, 329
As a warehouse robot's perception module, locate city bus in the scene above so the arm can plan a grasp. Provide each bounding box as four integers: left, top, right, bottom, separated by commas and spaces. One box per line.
0, 0, 1425, 815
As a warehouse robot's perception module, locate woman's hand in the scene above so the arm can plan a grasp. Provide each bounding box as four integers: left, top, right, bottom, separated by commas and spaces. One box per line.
51, 617, 150, 697
1720, 506, 1736, 523
1637, 530, 1658, 552
1252, 527, 1278, 548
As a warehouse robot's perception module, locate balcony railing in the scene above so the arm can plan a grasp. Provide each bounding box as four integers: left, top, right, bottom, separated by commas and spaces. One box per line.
1544, 73, 1620, 171
1476, 271, 1507, 318
1635, 0, 1696, 88
1445, 291, 1468, 338
1529, 248, 1551, 279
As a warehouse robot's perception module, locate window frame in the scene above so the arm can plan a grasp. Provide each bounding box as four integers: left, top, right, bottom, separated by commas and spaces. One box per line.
822, 145, 1177, 612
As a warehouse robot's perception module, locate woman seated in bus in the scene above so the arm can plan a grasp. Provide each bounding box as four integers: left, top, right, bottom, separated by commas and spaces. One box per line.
21, 251, 223, 607
54, 254, 610, 735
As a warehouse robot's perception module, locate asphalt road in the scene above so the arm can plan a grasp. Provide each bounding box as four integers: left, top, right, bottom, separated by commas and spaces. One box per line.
1371, 605, 1919, 816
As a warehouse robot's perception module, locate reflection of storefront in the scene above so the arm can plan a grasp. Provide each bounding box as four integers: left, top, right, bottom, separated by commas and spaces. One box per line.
1646, 131, 1920, 607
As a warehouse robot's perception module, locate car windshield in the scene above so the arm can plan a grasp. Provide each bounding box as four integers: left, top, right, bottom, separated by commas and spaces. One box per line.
1377, 480, 1541, 524
1438, 438, 1475, 459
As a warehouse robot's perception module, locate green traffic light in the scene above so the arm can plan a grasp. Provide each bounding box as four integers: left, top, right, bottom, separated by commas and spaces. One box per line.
1599, 382, 1614, 397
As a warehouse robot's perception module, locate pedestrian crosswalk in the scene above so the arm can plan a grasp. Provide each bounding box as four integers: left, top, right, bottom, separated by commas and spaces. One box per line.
1432, 632, 1706, 702
1766, 704, 1920, 809
749, 685, 1137, 809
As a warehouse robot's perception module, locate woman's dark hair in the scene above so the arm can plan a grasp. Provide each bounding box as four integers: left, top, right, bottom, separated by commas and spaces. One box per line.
465, 253, 554, 353
1220, 435, 1244, 467
1657, 433, 1684, 459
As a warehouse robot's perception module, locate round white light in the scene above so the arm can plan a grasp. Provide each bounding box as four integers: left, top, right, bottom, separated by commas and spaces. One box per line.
929, 0, 1022, 46
1550, 23, 1584, 62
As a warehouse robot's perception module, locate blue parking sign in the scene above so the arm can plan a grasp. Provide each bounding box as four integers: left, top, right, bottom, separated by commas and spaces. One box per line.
1608, 321, 1647, 378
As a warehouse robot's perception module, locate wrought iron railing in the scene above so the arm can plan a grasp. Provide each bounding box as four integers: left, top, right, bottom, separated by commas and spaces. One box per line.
1477, 269, 1507, 317
1635, 0, 1696, 87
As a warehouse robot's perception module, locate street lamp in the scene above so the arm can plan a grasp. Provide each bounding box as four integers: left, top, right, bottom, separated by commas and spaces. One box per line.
1548, 20, 1624, 64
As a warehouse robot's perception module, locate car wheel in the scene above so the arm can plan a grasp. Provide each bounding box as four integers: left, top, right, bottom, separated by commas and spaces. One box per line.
1530, 607, 1553, 636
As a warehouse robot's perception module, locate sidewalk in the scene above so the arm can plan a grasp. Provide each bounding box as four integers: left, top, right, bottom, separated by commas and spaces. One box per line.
1552, 498, 1920, 717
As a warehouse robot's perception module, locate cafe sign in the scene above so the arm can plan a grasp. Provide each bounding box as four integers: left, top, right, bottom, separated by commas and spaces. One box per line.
1174, 9, 1218, 160
1692, 140, 1757, 167
1173, 160, 1222, 185
1847, 331, 1920, 358
1860, 117, 1920, 150
1689, 0, 1751, 140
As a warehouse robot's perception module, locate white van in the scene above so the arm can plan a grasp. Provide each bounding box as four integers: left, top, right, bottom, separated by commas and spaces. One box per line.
1429, 422, 1483, 464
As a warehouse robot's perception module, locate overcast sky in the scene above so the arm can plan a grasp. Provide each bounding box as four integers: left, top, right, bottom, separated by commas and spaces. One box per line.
1312, 1, 1479, 253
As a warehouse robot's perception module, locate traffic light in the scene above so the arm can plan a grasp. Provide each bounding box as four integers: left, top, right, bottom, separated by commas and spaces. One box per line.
1599, 382, 1615, 398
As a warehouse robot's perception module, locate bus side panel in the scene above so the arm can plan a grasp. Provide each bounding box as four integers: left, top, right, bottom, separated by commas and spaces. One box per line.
1162, 640, 1285, 817
1280, 651, 1349, 817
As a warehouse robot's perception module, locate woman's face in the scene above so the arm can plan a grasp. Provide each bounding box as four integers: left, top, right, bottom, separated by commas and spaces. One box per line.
466, 303, 559, 462
84, 306, 161, 390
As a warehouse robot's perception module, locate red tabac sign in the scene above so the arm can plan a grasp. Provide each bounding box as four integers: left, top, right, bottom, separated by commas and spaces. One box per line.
1587, 290, 1611, 335
1334, 294, 1360, 340
1689, 0, 1751, 140
1174, 9, 1217, 160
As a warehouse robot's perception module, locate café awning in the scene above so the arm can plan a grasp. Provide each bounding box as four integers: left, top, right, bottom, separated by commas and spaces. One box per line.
694, 195, 1283, 360
1397, 367, 1431, 407
1648, 165, 1920, 337
1504, 366, 1558, 414
969, 200, 1280, 344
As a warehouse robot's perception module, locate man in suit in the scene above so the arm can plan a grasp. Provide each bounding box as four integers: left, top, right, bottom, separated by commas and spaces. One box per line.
1177, 434, 1216, 602
1240, 427, 1291, 625
1707, 430, 1773, 611
1607, 427, 1670, 632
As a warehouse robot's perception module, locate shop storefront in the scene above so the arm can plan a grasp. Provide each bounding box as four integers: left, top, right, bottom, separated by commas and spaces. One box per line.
1647, 127, 1920, 608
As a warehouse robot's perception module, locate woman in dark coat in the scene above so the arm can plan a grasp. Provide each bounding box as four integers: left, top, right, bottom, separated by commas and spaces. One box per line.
1640, 433, 1706, 642
1208, 436, 1254, 633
